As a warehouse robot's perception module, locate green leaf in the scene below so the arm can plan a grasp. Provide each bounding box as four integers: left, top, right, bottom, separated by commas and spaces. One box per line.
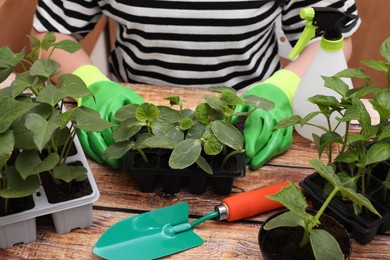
53, 163, 87, 183
242, 94, 274, 111
0, 46, 25, 68
28, 35, 41, 50
142, 136, 177, 149
0, 130, 14, 168
0, 96, 37, 133
25, 113, 59, 151
195, 155, 213, 174
195, 103, 214, 124
211, 121, 243, 151
365, 143, 390, 165
11, 71, 40, 98
113, 118, 143, 142
310, 229, 344, 260
221, 89, 243, 106
370, 90, 390, 120
53, 40, 82, 53
338, 186, 381, 217
205, 95, 228, 112
16, 151, 59, 179
158, 106, 183, 124
204, 135, 223, 155
58, 74, 92, 99
114, 104, 139, 121
165, 126, 184, 143
350, 85, 378, 99
164, 96, 181, 106
136, 103, 159, 122
41, 32, 56, 50
36, 84, 66, 106
180, 108, 195, 119
263, 211, 305, 230
309, 159, 342, 188
343, 98, 371, 129
267, 182, 308, 218
322, 76, 349, 97
379, 124, 390, 140
179, 117, 194, 130
307, 94, 340, 108
29, 59, 61, 78
73, 107, 115, 132
380, 37, 390, 62
103, 141, 135, 160
0, 67, 13, 83
317, 132, 343, 158
169, 139, 202, 169
334, 68, 369, 80
208, 86, 236, 94
151, 118, 173, 136
186, 121, 206, 139
362, 60, 388, 73
335, 149, 359, 163
301, 111, 327, 132
0, 166, 40, 199
274, 115, 302, 129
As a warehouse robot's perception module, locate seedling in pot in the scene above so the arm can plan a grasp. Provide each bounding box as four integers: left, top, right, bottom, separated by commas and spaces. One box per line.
263, 159, 381, 260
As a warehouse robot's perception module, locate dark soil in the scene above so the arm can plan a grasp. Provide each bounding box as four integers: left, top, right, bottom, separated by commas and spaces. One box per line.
259, 211, 351, 260
0, 196, 35, 216
39, 163, 92, 204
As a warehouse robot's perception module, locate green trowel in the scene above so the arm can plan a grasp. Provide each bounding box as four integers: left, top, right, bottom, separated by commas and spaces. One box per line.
93, 181, 289, 260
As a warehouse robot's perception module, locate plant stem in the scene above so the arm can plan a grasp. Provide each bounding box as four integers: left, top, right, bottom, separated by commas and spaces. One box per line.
221, 150, 243, 169
383, 166, 390, 202
300, 187, 339, 248
314, 187, 339, 221
136, 147, 149, 165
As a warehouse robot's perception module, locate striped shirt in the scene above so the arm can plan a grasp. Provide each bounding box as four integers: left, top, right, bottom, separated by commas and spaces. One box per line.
33, 0, 360, 90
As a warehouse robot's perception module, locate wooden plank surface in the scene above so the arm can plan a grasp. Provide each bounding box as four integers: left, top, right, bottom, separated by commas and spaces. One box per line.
1, 85, 389, 259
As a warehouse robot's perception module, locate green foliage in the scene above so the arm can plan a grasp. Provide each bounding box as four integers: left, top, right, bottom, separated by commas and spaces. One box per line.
275, 37, 390, 209
265, 159, 380, 260
0, 32, 113, 214
103, 87, 273, 174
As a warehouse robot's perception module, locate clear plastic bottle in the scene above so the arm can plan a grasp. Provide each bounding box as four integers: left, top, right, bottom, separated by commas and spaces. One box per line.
292, 45, 353, 141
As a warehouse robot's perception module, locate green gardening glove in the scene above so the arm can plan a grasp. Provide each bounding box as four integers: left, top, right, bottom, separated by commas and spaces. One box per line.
234, 69, 300, 170
73, 65, 144, 169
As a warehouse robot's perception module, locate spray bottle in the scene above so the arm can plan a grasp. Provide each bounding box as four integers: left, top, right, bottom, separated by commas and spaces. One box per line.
289, 7, 358, 141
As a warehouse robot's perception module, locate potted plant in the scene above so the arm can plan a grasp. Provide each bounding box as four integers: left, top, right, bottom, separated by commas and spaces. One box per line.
0, 32, 114, 248
103, 87, 274, 195
258, 158, 380, 260
275, 36, 390, 244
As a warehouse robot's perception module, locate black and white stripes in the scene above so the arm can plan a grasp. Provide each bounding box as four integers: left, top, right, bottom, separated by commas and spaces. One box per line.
33, 0, 359, 90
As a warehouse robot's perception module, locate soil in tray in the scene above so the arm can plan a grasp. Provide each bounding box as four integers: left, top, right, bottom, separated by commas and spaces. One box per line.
0, 196, 35, 217
39, 163, 92, 204
260, 213, 351, 260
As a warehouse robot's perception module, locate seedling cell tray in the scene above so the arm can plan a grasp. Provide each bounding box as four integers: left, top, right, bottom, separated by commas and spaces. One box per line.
124, 149, 246, 195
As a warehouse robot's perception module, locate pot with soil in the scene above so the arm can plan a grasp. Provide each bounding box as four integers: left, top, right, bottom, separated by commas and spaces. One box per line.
259, 209, 352, 260
103, 87, 273, 195
257, 160, 380, 260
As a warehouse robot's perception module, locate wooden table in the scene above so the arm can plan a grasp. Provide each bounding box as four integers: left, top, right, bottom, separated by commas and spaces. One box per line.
1, 85, 389, 259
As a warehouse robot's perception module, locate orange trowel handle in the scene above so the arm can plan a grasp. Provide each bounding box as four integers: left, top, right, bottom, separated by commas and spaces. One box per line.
222, 181, 290, 222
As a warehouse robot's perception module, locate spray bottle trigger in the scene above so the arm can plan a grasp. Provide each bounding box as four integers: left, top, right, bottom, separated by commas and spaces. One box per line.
288, 20, 317, 60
